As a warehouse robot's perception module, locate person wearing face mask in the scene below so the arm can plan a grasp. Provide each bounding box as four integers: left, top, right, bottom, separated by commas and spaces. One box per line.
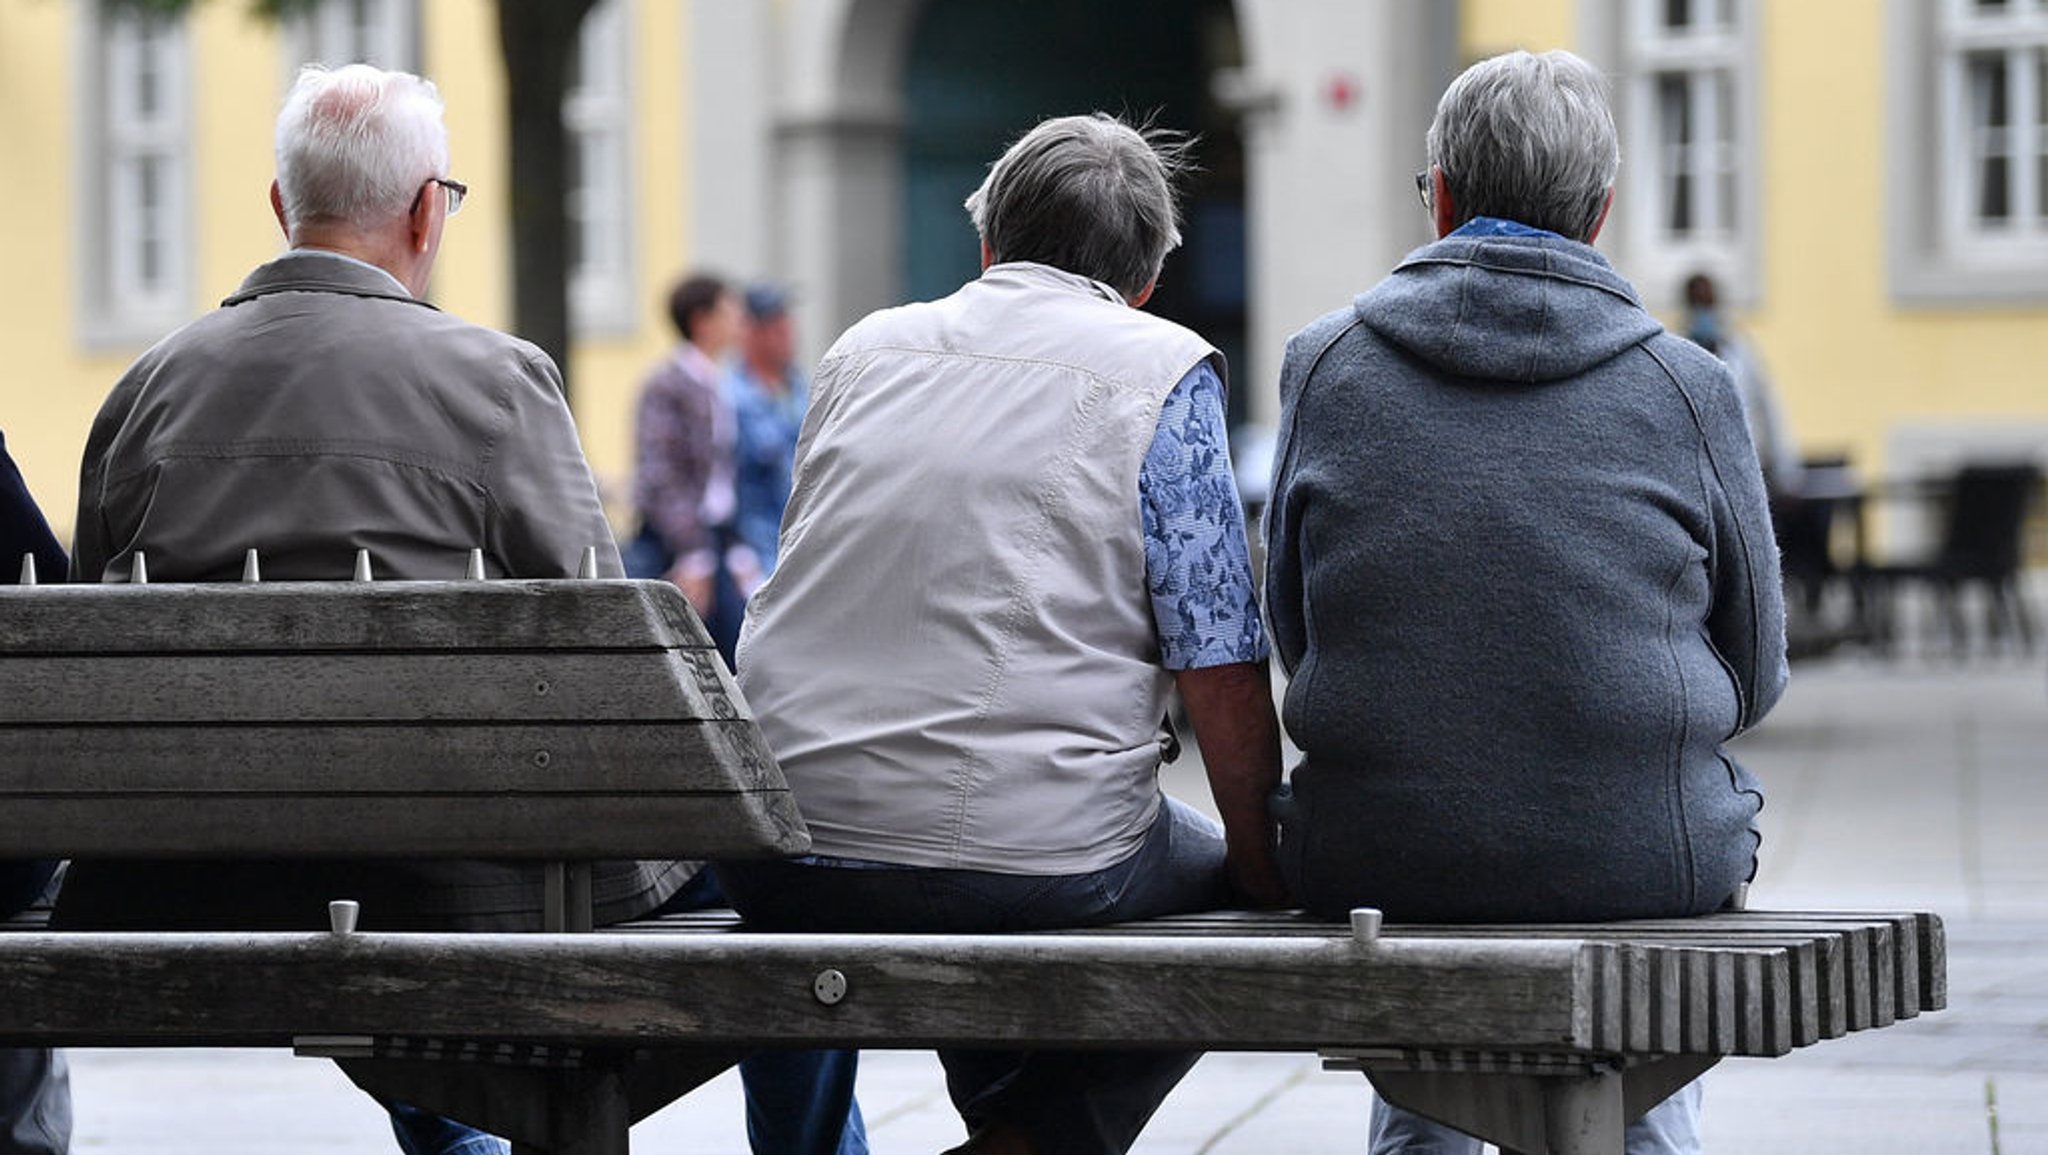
1683, 272, 1801, 500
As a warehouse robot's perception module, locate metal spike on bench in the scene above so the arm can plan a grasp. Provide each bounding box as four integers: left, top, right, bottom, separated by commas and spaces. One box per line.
130, 551, 148, 585
577, 546, 599, 580
18, 553, 35, 586
1350, 907, 1383, 947
328, 900, 359, 936
353, 549, 374, 583
241, 549, 262, 584
466, 549, 486, 581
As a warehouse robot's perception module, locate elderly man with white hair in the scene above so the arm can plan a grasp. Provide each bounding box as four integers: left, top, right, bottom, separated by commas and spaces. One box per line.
722, 112, 1288, 1155
56, 64, 694, 1155
1264, 49, 1788, 1155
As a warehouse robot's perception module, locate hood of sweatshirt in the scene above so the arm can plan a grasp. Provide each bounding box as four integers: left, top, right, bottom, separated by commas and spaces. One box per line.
1355, 227, 1663, 385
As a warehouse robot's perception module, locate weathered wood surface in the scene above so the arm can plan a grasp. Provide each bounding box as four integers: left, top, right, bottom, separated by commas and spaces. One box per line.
0, 930, 1610, 1051
0, 911, 1944, 1061
0, 579, 808, 860
0, 652, 743, 723
0, 579, 710, 654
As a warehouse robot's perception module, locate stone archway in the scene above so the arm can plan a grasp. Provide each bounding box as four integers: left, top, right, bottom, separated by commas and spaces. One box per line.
724, 0, 1455, 423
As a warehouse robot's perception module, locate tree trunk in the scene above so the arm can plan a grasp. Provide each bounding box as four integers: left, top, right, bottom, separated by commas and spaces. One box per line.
496, 0, 600, 401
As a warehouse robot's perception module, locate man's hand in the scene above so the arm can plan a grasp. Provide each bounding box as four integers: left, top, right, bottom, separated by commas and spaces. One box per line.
664, 555, 717, 616
1174, 660, 1291, 910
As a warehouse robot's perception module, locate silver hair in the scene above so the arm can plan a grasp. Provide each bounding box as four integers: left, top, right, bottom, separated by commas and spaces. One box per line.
964, 113, 1188, 299
1424, 49, 1619, 242
274, 64, 450, 235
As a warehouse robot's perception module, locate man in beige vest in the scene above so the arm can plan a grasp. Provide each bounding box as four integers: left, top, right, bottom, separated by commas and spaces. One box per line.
723, 113, 1286, 1155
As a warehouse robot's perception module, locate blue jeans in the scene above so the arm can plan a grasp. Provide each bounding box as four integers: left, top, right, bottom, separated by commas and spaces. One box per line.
660, 868, 868, 1155
386, 1058, 864, 1155
387, 1102, 507, 1155
0, 862, 66, 1155
0, 1048, 67, 1155
718, 797, 1232, 1155
1369, 1078, 1703, 1155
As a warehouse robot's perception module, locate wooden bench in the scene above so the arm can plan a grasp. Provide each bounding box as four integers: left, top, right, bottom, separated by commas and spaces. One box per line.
0, 570, 1945, 1155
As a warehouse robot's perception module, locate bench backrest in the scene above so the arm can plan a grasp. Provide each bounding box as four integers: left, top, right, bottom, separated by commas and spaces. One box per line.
0, 577, 807, 861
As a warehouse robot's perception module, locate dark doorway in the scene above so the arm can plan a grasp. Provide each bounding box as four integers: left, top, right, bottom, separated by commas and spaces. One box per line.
901, 0, 1249, 422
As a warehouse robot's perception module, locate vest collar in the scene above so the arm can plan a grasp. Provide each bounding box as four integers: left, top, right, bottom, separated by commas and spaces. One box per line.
978, 261, 1128, 306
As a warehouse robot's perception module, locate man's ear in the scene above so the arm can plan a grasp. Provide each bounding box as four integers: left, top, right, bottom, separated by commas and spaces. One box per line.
1128, 279, 1156, 309
270, 181, 291, 242
1431, 167, 1456, 239
980, 238, 995, 271
409, 182, 436, 254
1586, 188, 1616, 244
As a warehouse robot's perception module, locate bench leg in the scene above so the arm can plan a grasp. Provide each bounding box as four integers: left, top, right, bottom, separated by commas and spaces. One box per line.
1536, 1069, 1623, 1155
1365, 1056, 1715, 1155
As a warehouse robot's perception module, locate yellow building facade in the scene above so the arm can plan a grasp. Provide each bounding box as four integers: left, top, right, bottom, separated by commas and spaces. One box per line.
1466, 0, 2048, 519
3, 0, 2044, 556
0, 0, 693, 540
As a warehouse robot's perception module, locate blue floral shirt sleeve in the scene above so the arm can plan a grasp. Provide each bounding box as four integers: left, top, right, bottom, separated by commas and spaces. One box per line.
1141, 361, 1268, 670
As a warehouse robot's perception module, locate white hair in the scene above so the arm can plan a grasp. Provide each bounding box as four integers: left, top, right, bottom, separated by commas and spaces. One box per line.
274, 64, 449, 235
964, 113, 1188, 299
1425, 50, 1619, 242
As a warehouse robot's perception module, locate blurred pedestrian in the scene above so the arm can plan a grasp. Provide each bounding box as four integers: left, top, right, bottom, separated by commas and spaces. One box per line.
1683, 271, 1801, 499
1265, 50, 1787, 1155
724, 283, 807, 585
628, 273, 747, 661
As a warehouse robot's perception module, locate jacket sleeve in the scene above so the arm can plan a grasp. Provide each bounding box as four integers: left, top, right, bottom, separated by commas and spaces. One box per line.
1695, 358, 1790, 731
484, 347, 625, 579
68, 367, 149, 584
1262, 330, 1323, 679
1, 432, 66, 583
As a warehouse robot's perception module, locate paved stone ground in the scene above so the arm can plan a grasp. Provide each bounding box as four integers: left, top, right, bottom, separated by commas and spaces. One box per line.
64, 649, 2048, 1153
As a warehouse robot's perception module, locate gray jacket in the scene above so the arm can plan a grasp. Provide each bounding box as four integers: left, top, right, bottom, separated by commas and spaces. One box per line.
57, 250, 694, 932
1264, 228, 1788, 922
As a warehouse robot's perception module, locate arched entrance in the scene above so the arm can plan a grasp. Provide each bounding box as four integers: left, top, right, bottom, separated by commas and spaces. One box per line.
898, 0, 1248, 413
712, 0, 1456, 426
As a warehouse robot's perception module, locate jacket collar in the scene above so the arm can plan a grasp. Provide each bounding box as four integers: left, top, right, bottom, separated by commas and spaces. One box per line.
221, 249, 439, 311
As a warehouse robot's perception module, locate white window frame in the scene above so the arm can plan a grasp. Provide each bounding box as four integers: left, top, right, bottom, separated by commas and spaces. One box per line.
1894, 0, 2048, 302
77, 2, 193, 346
1590, 0, 1761, 310
566, 0, 636, 336
282, 0, 420, 73
1942, 1, 2048, 256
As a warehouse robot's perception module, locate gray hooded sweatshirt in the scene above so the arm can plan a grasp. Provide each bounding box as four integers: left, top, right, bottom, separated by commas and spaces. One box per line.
1264, 227, 1788, 922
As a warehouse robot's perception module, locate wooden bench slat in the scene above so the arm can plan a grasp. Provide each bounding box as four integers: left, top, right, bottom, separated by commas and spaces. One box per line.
0, 652, 737, 724
0, 580, 708, 654
0, 793, 806, 859
0, 722, 777, 795
0, 932, 1605, 1053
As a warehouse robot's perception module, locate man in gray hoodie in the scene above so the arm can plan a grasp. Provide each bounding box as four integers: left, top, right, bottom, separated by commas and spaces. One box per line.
1263, 50, 1787, 1155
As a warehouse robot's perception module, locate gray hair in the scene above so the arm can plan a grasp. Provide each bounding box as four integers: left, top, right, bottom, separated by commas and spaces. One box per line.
1425, 50, 1619, 242
275, 64, 450, 235
964, 113, 1188, 299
